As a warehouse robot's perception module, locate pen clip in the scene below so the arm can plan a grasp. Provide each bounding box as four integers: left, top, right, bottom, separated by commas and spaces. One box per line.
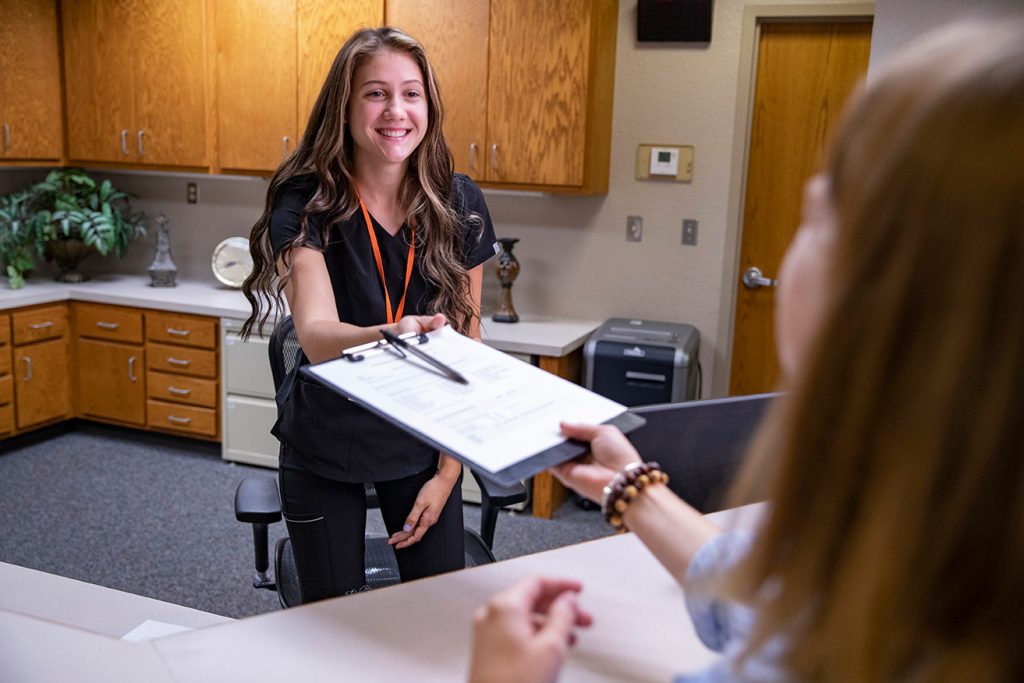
342, 332, 428, 362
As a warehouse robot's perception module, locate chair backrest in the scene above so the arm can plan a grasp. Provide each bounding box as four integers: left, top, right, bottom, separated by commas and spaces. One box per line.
269, 316, 302, 392
627, 393, 778, 513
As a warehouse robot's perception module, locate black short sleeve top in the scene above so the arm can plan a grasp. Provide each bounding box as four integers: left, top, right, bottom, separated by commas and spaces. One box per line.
267, 173, 497, 483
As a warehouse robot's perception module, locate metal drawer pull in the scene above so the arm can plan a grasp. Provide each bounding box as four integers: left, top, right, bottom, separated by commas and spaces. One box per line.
2, 123, 10, 150
167, 415, 192, 425
625, 371, 667, 383
128, 356, 137, 382
96, 321, 120, 330
166, 327, 191, 336
29, 321, 54, 330
167, 357, 192, 366
469, 143, 477, 170
121, 128, 129, 155
137, 129, 145, 155
168, 386, 191, 396
23, 356, 32, 381
491, 143, 498, 171
282, 136, 289, 157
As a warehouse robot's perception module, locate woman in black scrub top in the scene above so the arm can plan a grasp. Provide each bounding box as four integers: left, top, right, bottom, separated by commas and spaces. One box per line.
241, 27, 497, 602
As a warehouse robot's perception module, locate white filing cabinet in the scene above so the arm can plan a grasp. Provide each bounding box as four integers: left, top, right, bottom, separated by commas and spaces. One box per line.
221, 318, 279, 468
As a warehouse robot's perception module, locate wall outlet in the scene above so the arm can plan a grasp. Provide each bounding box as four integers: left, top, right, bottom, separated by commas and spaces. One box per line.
682, 219, 698, 246
187, 182, 199, 204
626, 215, 643, 242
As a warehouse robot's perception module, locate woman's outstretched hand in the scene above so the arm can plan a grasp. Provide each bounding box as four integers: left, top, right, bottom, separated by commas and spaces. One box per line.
393, 312, 447, 335
468, 576, 593, 683
552, 423, 643, 503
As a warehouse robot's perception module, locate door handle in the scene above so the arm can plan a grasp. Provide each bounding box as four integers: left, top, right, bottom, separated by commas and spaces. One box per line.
128, 356, 137, 382
137, 129, 145, 156
469, 143, 478, 171
490, 144, 498, 171
2, 123, 10, 151
742, 266, 778, 289
22, 356, 32, 382
121, 129, 129, 155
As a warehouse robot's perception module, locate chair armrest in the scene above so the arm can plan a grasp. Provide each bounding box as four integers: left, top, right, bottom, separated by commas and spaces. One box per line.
471, 469, 528, 509
234, 476, 282, 525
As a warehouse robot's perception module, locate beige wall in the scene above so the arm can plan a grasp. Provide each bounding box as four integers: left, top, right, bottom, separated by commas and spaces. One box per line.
3, 0, 878, 398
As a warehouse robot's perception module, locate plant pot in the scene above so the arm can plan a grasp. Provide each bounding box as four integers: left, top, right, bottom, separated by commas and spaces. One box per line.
44, 238, 94, 283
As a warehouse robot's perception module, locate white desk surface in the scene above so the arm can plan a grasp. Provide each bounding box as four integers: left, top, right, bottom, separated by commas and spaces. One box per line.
479, 315, 602, 357
0, 506, 763, 682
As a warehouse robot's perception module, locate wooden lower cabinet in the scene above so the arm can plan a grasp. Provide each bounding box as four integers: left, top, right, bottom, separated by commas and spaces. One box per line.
77, 339, 146, 426
14, 337, 71, 430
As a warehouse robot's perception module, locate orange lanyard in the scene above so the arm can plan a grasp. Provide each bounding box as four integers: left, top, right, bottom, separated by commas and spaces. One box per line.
359, 197, 414, 325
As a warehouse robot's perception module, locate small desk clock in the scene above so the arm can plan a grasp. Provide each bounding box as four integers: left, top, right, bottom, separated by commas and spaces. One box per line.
212, 236, 253, 288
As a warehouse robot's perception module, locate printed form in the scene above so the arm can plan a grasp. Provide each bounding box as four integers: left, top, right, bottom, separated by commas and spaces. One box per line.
305, 325, 628, 478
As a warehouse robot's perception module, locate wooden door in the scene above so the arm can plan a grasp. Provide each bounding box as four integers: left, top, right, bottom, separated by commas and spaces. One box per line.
729, 21, 871, 395
63, 0, 136, 163
297, 0, 383, 136
486, 0, 589, 186
387, 0, 489, 180
133, 0, 208, 166
216, 0, 298, 173
78, 339, 146, 425
14, 339, 71, 430
0, 0, 63, 161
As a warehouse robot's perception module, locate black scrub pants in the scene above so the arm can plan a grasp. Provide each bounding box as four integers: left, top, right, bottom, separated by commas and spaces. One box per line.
279, 461, 465, 603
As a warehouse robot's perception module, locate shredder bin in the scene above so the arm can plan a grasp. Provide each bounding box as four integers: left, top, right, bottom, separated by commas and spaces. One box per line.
583, 318, 699, 407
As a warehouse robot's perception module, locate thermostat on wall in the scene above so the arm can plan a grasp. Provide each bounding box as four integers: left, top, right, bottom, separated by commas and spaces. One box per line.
649, 147, 680, 176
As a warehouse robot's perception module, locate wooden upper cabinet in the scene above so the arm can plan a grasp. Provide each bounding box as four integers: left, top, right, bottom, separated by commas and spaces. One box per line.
386, 0, 489, 181
215, 0, 297, 173
63, 0, 208, 167
0, 0, 63, 162
386, 0, 617, 193
216, 0, 381, 174
297, 0, 383, 132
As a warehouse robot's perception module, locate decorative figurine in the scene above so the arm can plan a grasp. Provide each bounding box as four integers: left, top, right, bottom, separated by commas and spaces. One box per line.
493, 237, 520, 323
147, 214, 178, 287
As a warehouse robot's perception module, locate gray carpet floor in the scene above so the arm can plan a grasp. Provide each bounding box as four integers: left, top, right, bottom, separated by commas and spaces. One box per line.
0, 423, 612, 619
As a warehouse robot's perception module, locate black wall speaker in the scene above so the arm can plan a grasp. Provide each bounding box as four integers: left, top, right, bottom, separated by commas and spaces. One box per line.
637, 0, 714, 43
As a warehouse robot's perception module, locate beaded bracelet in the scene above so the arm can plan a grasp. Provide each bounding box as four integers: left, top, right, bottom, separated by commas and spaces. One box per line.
600, 461, 669, 531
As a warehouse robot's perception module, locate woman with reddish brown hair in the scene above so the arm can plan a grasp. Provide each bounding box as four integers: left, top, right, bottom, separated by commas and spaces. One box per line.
470, 15, 1024, 682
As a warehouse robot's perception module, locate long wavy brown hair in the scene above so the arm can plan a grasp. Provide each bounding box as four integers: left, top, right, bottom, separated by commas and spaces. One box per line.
725, 16, 1024, 681
241, 27, 481, 340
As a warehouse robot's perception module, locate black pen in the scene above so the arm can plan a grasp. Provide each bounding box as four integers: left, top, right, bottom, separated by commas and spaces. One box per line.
380, 329, 469, 385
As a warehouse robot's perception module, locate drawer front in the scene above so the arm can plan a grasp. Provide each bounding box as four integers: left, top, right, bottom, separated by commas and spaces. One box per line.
224, 394, 279, 464
0, 347, 10, 376
74, 303, 144, 343
0, 374, 12, 405
224, 331, 275, 398
147, 343, 218, 378
12, 305, 68, 345
148, 400, 218, 438
0, 403, 13, 436
147, 371, 218, 408
0, 313, 10, 345
146, 313, 217, 349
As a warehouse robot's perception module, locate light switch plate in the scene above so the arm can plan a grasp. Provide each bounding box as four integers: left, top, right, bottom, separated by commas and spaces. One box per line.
626, 215, 643, 242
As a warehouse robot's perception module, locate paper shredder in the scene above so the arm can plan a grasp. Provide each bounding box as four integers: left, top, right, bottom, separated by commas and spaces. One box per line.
584, 318, 700, 406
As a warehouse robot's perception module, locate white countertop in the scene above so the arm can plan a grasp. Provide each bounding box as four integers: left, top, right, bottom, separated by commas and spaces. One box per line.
0, 276, 602, 357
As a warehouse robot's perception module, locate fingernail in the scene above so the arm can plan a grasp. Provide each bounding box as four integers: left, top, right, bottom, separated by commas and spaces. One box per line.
403, 523, 413, 532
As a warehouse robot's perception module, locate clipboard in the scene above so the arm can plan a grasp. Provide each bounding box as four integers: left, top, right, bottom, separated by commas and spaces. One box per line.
301, 325, 646, 486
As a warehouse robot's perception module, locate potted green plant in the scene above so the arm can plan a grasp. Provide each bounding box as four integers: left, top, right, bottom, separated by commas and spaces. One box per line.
0, 168, 146, 288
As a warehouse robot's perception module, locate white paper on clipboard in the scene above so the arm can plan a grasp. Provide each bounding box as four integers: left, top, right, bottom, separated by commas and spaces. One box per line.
303, 325, 642, 484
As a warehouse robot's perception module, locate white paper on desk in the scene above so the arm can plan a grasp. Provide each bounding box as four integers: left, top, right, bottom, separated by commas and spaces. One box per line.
306, 325, 627, 475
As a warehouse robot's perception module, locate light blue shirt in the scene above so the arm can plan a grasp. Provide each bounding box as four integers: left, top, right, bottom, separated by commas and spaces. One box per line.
674, 531, 790, 682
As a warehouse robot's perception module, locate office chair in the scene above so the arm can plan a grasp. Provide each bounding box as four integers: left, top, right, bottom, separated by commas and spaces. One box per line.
235, 316, 527, 608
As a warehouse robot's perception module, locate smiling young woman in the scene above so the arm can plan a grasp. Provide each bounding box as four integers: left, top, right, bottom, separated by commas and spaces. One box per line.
241, 27, 498, 603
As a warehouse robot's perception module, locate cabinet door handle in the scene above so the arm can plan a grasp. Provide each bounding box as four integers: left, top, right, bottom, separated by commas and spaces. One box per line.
121, 129, 129, 155
96, 321, 120, 330
2, 123, 10, 151
137, 129, 145, 156
22, 356, 32, 382
167, 357, 191, 366
29, 321, 54, 330
167, 415, 192, 425
127, 356, 137, 382
491, 144, 498, 171
282, 136, 289, 158
469, 143, 477, 171
168, 386, 191, 396
166, 327, 191, 336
